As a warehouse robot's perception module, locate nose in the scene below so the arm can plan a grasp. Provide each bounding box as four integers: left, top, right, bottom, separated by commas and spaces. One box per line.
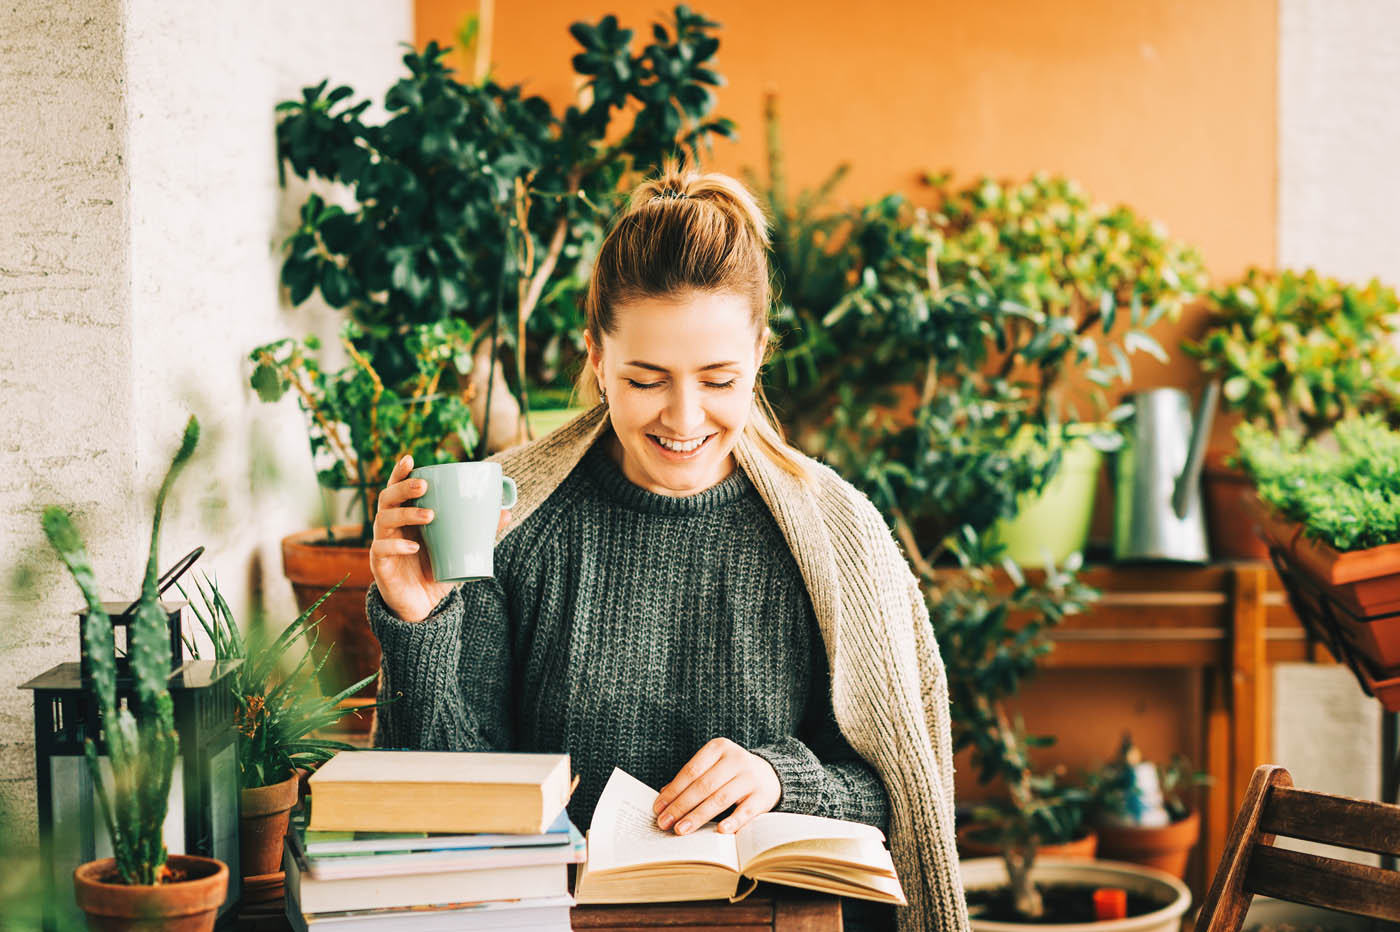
660, 382, 706, 436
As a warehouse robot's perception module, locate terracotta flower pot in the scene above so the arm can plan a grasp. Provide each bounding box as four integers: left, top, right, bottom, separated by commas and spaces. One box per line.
281, 525, 380, 732
73, 855, 228, 932
1203, 454, 1271, 561
1096, 810, 1199, 879
239, 771, 300, 877
957, 825, 1099, 861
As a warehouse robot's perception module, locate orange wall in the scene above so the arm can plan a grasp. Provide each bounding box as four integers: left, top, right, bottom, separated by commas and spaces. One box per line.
419, 0, 1276, 400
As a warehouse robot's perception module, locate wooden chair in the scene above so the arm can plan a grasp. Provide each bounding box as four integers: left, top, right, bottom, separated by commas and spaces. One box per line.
1195, 764, 1400, 930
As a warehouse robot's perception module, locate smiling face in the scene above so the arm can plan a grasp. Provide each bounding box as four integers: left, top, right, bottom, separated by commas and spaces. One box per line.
588, 290, 765, 497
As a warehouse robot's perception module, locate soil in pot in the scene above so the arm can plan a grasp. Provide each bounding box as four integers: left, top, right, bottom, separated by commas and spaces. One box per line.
967, 883, 1168, 923
73, 854, 228, 932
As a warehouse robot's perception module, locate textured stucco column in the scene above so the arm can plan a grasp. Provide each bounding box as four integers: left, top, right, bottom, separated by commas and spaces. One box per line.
1273, 0, 1394, 808
0, 0, 412, 846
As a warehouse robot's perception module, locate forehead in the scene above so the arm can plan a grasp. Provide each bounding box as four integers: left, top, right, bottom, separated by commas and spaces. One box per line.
606, 291, 758, 365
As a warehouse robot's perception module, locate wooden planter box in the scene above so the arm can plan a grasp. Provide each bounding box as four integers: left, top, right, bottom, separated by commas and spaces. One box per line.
1248, 495, 1400, 703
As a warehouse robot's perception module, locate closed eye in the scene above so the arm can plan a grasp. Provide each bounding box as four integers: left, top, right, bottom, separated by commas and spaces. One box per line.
705, 379, 737, 389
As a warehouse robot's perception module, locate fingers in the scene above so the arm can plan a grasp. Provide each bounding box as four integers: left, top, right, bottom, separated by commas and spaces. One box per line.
670, 776, 747, 835
719, 798, 767, 834
655, 738, 728, 823
371, 537, 420, 558
374, 506, 434, 537
497, 509, 513, 535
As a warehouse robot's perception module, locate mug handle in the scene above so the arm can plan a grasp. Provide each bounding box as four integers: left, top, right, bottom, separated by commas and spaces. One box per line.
501, 476, 518, 510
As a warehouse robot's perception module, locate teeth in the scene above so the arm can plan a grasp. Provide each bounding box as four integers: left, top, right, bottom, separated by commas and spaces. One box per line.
656, 435, 706, 453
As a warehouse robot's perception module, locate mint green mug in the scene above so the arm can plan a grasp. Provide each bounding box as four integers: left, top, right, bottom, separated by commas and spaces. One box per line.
408, 462, 518, 582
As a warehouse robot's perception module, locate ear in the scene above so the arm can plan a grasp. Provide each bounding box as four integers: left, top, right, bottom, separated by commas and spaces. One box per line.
585, 330, 604, 382
754, 326, 771, 368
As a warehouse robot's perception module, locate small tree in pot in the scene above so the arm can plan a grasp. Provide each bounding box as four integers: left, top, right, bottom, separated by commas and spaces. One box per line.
273, 6, 735, 449
42, 417, 231, 931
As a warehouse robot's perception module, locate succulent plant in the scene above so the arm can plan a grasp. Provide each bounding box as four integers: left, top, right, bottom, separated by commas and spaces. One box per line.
41, 417, 199, 885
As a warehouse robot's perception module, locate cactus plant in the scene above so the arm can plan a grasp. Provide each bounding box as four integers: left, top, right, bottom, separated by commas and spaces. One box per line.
41, 416, 199, 885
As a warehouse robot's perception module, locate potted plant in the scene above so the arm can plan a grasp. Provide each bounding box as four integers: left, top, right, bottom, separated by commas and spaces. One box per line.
1184, 267, 1400, 558
754, 109, 1193, 923
41, 417, 230, 931
262, 9, 736, 705
180, 576, 380, 894
273, 7, 735, 451
1236, 415, 1400, 698
250, 320, 478, 721
1086, 735, 1207, 879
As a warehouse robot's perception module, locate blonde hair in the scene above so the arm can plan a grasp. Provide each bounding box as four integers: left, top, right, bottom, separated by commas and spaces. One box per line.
576, 161, 810, 481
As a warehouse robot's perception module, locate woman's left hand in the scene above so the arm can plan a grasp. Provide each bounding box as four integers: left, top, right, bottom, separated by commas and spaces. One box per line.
654, 738, 781, 835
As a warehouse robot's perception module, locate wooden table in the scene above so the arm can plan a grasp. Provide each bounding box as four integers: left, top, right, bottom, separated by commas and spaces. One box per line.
573, 891, 841, 931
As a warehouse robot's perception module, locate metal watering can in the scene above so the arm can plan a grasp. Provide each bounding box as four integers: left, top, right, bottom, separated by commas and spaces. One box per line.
1112, 383, 1221, 562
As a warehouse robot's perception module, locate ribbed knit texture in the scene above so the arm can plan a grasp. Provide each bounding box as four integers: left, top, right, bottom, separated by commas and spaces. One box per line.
373, 407, 969, 932
370, 443, 889, 833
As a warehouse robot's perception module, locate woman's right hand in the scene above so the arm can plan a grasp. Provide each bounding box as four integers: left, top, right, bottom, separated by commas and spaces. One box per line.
371, 454, 511, 623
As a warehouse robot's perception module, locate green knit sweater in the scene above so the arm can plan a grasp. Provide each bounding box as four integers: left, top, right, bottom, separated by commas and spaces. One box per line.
368, 444, 890, 835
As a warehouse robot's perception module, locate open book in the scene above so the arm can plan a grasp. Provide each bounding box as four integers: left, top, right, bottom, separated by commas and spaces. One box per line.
574, 768, 905, 905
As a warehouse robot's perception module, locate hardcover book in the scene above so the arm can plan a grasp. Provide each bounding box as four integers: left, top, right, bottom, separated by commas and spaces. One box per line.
306, 750, 571, 835
574, 768, 905, 905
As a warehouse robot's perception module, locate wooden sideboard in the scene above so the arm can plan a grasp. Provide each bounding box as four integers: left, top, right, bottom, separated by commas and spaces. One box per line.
991, 561, 1312, 889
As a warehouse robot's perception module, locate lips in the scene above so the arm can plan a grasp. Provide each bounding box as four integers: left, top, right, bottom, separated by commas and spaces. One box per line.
648, 433, 714, 459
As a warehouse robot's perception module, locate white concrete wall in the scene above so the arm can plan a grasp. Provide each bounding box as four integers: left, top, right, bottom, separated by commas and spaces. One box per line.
0, 0, 411, 847
1271, 0, 1397, 809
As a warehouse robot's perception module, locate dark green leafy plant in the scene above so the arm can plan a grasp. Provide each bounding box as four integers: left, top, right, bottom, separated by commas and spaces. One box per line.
40, 417, 199, 885
1237, 415, 1400, 552
250, 320, 477, 544
752, 105, 1198, 919
181, 577, 379, 790
273, 7, 734, 436
1186, 268, 1400, 436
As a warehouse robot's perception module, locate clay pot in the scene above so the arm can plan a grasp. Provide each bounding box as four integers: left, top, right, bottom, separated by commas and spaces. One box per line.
1096, 810, 1200, 879
957, 825, 1099, 861
1203, 454, 1271, 561
73, 855, 228, 932
239, 770, 300, 877
281, 525, 380, 732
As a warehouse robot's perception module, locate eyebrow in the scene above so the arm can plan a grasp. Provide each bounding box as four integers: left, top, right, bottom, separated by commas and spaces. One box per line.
622, 360, 741, 372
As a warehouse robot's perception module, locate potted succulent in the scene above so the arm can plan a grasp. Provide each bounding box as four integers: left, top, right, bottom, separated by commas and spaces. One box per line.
1087, 736, 1207, 879
250, 320, 478, 722
755, 108, 1192, 923
180, 576, 380, 893
41, 418, 230, 931
1236, 415, 1400, 700
1184, 267, 1400, 558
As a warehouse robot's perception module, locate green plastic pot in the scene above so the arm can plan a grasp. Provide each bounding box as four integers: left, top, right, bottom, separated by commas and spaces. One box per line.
993, 433, 1104, 566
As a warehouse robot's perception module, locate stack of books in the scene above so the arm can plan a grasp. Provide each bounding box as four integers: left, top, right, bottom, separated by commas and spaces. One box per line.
285, 750, 582, 931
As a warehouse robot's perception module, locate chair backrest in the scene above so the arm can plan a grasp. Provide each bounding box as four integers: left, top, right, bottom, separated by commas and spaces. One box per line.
1195, 765, 1400, 931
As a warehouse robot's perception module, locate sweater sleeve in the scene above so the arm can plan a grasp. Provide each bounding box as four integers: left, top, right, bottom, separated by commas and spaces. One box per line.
367, 580, 515, 752
749, 642, 890, 833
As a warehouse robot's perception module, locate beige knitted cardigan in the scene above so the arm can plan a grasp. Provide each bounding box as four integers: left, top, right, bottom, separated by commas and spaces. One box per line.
493, 405, 969, 932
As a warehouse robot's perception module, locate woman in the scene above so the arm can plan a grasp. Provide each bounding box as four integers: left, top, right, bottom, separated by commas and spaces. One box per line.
367, 165, 968, 932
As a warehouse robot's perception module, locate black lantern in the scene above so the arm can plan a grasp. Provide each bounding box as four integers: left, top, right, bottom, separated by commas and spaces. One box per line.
21, 601, 243, 931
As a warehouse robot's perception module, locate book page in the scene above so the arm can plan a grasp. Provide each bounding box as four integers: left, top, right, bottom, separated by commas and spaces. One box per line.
584, 768, 739, 874
735, 811, 886, 870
